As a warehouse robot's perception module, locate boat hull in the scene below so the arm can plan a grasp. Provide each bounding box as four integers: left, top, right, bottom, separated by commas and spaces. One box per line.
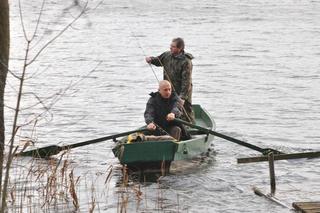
112, 104, 215, 171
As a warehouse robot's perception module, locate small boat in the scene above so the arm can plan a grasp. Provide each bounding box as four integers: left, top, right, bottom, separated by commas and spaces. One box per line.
112, 104, 215, 171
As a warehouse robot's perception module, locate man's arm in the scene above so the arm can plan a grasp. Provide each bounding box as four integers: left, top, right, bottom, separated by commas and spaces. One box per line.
145, 52, 168, 67
144, 98, 156, 130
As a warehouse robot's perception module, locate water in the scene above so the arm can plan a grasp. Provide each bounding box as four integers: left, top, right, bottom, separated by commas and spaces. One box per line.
6, 0, 320, 212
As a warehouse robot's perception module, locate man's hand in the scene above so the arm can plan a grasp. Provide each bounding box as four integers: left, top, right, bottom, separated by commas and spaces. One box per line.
166, 113, 175, 121
179, 98, 185, 106
147, 122, 156, 130
145, 57, 152, 64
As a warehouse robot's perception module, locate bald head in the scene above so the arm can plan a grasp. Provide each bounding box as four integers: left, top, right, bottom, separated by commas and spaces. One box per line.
159, 80, 171, 89
158, 80, 172, 98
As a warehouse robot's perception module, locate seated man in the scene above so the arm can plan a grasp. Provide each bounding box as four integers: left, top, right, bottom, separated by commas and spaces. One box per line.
144, 80, 190, 141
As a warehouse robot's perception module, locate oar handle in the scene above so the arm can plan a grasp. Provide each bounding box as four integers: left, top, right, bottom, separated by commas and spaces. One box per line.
174, 118, 282, 155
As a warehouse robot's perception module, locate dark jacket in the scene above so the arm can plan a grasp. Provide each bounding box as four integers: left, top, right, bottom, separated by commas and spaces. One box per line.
144, 92, 182, 129
150, 51, 193, 104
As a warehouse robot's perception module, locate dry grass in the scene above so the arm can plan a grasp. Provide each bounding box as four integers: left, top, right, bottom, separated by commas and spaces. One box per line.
5, 154, 183, 213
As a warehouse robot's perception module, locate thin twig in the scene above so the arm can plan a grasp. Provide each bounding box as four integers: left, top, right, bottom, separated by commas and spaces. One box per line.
27, 1, 89, 66
0, 60, 21, 80
18, 0, 28, 41
24, 64, 51, 80
30, 0, 46, 42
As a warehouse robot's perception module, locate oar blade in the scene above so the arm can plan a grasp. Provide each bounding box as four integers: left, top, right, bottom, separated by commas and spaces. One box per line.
16, 145, 63, 158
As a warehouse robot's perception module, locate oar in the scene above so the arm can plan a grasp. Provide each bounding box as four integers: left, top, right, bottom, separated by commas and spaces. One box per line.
174, 118, 283, 155
16, 128, 148, 158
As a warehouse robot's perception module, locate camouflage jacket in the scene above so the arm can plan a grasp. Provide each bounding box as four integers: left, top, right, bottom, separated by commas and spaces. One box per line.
150, 51, 194, 103
144, 92, 182, 128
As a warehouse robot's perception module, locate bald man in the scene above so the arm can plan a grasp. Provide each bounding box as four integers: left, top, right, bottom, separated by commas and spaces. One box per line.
144, 80, 190, 140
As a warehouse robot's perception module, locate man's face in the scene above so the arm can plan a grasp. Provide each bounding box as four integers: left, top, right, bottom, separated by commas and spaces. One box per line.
170, 42, 181, 55
159, 84, 172, 99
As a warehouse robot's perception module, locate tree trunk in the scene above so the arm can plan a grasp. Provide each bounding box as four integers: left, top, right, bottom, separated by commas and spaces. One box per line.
0, 0, 10, 202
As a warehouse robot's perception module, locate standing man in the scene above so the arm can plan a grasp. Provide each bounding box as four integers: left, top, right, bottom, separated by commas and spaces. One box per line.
144, 80, 190, 141
145, 38, 194, 123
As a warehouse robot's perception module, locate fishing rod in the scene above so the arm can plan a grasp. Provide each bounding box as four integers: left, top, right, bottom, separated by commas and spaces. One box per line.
127, 20, 159, 82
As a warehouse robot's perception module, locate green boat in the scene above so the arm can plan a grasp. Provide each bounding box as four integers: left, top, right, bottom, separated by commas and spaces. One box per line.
112, 104, 215, 171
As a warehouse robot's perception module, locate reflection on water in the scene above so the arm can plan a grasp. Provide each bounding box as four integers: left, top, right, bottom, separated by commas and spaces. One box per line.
115, 150, 216, 184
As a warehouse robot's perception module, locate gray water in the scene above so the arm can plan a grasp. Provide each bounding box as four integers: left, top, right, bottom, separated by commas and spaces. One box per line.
6, 0, 320, 212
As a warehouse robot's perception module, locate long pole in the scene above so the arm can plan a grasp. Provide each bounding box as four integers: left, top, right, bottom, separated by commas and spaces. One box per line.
174, 118, 282, 155
17, 128, 148, 158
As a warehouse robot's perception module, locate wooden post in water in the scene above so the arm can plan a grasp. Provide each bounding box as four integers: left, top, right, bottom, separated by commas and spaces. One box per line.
268, 152, 276, 195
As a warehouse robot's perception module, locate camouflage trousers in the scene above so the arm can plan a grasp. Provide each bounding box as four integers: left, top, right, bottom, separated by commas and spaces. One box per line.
181, 100, 195, 124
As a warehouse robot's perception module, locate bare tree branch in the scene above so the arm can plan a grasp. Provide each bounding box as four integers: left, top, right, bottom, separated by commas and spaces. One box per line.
20, 109, 53, 129
91, 0, 105, 11
19, 92, 52, 111
18, 61, 101, 131
68, 61, 102, 89
18, 0, 28, 41
27, 1, 89, 66
30, 0, 46, 42
25, 64, 51, 80
1, 0, 104, 210
0, 59, 20, 80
